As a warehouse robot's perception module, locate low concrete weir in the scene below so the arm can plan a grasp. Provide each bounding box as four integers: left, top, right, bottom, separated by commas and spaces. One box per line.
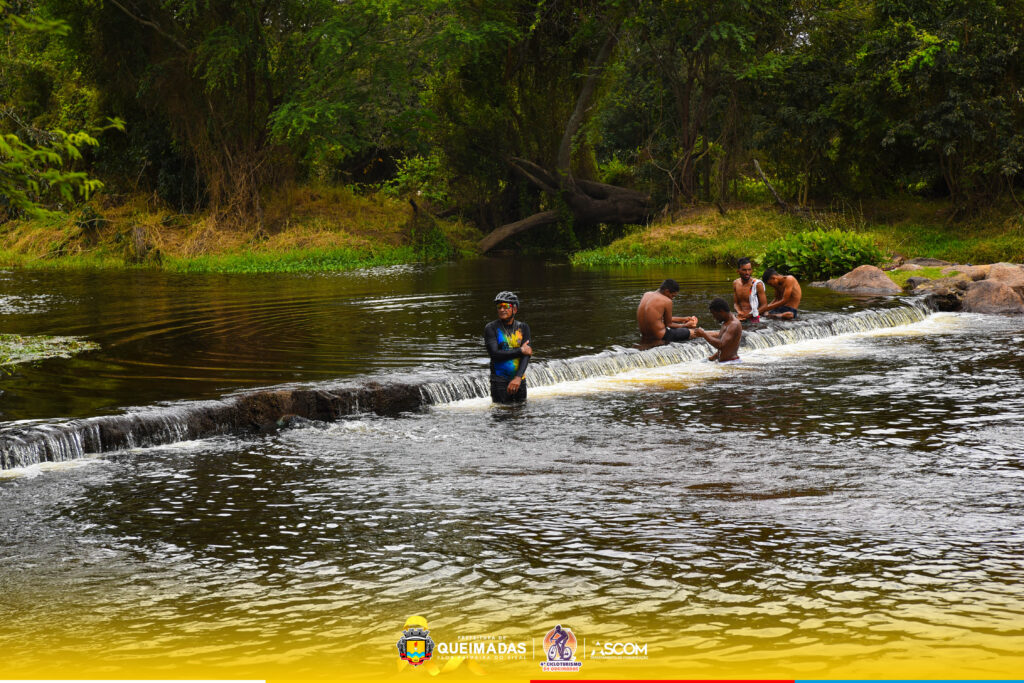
0, 381, 423, 470
420, 298, 935, 403
1, 299, 934, 469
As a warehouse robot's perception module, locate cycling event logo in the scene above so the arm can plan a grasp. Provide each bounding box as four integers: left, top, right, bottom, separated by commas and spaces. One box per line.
397, 615, 435, 666
539, 624, 582, 673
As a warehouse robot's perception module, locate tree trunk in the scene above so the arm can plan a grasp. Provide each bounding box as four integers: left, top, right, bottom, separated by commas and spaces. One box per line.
477, 159, 651, 253
477, 22, 652, 254
477, 211, 560, 253
753, 159, 789, 211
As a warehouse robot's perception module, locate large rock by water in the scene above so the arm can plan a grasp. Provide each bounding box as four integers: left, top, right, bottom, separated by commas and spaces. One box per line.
825, 265, 902, 294
962, 280, 1024, 314
922, 289, 963, 312
987, 262, 1024, 292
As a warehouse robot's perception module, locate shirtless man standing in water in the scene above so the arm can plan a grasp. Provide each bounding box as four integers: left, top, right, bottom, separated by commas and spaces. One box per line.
733, 257, 767, 322
637, 279, 698, 343
693, 297, 743, 362
760, 267, 802, 320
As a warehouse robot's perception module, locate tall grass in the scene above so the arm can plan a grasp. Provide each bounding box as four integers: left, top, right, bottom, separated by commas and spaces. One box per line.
163, 246, 420, 274
572, 201, 1024, 268
0, 185, 481, 273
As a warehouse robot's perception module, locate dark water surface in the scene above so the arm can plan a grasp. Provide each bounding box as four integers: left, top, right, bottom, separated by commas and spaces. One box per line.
2, 261, 1023, 678
1, 261, 859, 420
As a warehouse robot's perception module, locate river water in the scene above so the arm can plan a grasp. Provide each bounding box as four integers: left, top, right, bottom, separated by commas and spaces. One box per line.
1, 261, 1023, 679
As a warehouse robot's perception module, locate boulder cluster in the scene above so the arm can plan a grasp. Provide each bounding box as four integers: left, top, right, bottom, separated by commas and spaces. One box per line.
820, 259, 1024, 314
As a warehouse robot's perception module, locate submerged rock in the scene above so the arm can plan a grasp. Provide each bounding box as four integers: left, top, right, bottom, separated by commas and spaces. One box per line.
826, 265, 902, 294
962, 280, 1024, 314
0, 380, 428, 470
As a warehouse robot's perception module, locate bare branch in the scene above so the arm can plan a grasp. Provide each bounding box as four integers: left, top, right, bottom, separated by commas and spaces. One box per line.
107, 0, 188, 53
509, 157, 560, 193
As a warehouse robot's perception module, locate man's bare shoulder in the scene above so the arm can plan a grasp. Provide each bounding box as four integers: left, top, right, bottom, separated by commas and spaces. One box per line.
640, 290, 666, 306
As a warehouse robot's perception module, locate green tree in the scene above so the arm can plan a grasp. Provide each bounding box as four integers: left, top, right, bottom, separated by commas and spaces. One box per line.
51, 0, 457, 221
855, 0, 1024, 210
599, 0, 794, 208
1, 0, 108, 220
430, 0, 658, 251
756, 0, 1024, 210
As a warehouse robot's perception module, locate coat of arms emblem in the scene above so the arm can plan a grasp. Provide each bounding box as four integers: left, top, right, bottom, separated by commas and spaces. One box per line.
397, 624, 434, 666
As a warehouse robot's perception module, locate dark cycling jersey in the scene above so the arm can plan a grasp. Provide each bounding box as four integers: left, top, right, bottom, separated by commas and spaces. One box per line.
484, 319, 531, 380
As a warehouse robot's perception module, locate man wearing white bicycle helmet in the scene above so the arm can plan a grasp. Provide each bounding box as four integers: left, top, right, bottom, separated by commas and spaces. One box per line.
484, 291, 533, 404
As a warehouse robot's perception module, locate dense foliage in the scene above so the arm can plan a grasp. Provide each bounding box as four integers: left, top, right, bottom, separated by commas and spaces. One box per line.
761, 228, 886, 280
0, 0, 111, 220
2, 0, 1024, 247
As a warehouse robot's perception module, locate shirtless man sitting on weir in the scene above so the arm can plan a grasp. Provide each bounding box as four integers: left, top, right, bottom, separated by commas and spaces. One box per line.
692, 297, 742, 362
733, 257, 767, 322
637, 279, 698, 343
760, 267, 802, 320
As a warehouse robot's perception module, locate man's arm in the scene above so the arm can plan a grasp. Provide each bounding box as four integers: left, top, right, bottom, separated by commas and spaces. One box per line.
756, 281, 768, 310
667, 301, 697, 328
691, 327, 718, 360
781, 279, 801, 307
699, 329, 728, 350
696, 323, 740, 359
761, 286, 784, 313
512, 323, 531, 379
661, 300, 675, 330
506, 324, 532, 394
694, 327, 721, 343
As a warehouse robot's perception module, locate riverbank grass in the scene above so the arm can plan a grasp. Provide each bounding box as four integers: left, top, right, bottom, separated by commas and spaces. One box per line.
0, 185, 481, 273
571, 200, 1024, 268
885, 267, 950, 287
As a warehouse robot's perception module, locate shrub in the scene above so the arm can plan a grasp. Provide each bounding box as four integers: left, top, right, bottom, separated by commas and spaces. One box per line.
761, 228, 884, 280
380, 153, 450, 205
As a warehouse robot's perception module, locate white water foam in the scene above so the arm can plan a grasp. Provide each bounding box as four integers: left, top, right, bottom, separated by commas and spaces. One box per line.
435, 309, 969, 409
0, 455, 106, 480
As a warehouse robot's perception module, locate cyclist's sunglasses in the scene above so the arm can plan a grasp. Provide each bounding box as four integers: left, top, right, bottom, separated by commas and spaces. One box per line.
496, 302, 514, 310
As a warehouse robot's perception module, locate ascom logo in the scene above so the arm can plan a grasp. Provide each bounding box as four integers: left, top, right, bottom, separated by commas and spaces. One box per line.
601, 641, 647, 655
589, 640, 649, 659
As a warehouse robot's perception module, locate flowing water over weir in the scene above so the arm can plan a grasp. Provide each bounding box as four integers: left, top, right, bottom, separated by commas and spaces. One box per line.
0, 299, 932, 469
420, 298, 934, 402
